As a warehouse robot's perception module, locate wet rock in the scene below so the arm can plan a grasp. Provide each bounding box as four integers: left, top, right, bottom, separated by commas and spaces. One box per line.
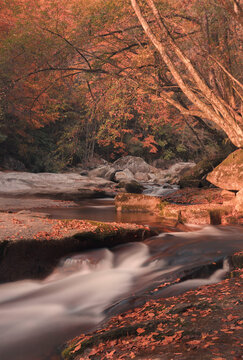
169, 303, 193, 314
124, 180, 144, 194
86, 156, 196, 186
207, 149, 243, 190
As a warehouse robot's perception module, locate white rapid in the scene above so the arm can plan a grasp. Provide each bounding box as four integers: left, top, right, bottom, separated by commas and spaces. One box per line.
0, 226, 242, 360
0, 243, 168, 360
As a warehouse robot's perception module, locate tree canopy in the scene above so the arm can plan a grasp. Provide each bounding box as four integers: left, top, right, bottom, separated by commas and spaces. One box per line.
0, 0, 242, 170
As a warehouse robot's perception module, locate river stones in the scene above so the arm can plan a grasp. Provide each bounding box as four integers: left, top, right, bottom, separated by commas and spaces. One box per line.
87, 156, 196, 186
206, 149, 243, 191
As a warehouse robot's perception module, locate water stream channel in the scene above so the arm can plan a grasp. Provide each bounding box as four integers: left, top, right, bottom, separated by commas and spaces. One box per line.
0, 198, 242, 360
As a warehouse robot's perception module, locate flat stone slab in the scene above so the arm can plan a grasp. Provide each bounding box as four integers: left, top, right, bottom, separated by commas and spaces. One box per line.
0, 171, 115, 199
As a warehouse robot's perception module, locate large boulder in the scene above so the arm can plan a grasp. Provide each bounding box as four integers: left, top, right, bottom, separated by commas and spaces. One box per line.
179, 156, 227, 188
113, 156, 157, 175
207, 149, 243, 190
164, 162, 196, 184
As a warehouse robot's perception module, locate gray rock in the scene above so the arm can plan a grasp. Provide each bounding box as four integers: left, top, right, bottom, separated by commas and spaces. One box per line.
89, 166, 111, 178
155, 162, 196, 185
134, 172, 149, 182
113, 156, 157, 175
104, 167, 116, 181
114, 169, 134, 182
0, 171, 114, 199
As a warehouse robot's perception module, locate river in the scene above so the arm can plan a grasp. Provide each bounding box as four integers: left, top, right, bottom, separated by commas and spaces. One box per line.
0, 198, 242, 360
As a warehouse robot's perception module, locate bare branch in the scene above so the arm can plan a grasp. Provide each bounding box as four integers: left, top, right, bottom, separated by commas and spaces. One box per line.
210, 55, 243, 92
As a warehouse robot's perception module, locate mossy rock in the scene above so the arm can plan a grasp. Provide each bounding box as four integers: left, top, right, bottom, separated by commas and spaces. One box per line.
179, 155, 226, 188
115, 193, 162, 213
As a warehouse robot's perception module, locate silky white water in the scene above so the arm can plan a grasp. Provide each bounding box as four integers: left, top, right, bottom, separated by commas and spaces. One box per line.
0, 226, 242, 360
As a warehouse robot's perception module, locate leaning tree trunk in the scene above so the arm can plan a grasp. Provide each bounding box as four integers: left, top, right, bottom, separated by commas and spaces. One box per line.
130, 0, 243, 148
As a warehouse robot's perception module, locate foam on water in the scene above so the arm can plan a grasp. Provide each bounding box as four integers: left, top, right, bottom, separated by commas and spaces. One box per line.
0, 243, 165, 359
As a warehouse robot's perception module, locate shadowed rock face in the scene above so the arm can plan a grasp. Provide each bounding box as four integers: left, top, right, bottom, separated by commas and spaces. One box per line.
206, 149, 243, 191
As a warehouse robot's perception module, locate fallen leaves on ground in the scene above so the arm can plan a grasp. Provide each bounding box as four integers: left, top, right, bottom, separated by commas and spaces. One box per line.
63, 254, 243, 360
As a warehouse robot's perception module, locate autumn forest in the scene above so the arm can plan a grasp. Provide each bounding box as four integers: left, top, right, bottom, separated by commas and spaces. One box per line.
0, 1, 243, 360
0, 0, 242, 171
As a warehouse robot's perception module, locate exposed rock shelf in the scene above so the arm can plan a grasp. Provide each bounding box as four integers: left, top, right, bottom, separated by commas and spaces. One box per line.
115, 188, 243, 225
0, 212, 155, 283
0, 172, 116, 199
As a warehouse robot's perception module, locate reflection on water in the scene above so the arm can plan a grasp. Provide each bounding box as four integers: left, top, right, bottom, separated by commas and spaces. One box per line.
0, 225, 242, 360
32, 198, 165, 228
